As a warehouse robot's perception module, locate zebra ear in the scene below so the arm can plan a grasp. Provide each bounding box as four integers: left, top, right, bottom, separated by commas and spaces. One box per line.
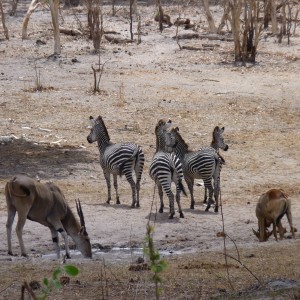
221, 126, 225, 132
89, 116, 96, 126
175, 127, 179, 131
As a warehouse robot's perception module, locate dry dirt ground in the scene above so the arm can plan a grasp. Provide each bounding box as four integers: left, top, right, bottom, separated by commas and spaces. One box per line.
0, 2, 300, 299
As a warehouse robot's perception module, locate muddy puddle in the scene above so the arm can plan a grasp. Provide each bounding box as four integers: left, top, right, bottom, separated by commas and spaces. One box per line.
41, 246, 197, 263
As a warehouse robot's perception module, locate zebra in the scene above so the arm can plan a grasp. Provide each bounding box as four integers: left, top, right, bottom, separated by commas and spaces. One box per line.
203, 126, 228, 204
149, 119, 186, 219
166, 126, 228, 213
87, 115, 144, 208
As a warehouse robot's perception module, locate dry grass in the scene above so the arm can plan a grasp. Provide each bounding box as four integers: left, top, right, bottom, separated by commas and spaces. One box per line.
1, 242, 300, 299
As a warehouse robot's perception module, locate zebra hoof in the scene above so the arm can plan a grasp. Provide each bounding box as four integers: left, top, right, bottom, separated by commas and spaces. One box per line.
205, 205, 210, 212
159, 208, 164, 213
168, 214, 174, 219
131, 204, 135, 208
106, 200, 110, 204
8, 251, 13, 256
190, 205, 194, 210
214, 206, 219, 213
179, 212, 184, 218
136, 203, 140, 208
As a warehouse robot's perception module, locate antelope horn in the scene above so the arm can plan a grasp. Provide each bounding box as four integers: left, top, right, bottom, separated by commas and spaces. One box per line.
76, 199, 86, 229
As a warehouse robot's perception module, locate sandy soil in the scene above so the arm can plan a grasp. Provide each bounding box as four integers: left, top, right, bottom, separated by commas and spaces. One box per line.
0, 1, 300, 299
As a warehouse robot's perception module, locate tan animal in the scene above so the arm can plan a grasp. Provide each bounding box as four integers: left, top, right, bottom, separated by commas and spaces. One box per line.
5, 175, 92, 258
253, 189, 296, 242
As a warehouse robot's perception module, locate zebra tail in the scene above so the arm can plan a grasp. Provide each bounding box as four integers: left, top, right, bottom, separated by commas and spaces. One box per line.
118, 147, 139, 176
178, 179, 187, 196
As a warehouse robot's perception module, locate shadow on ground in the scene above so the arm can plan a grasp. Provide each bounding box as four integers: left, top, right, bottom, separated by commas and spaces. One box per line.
0, 139, 95, 180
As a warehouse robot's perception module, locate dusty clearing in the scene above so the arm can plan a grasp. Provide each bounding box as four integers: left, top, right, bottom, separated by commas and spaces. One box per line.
0, 2, 300, 299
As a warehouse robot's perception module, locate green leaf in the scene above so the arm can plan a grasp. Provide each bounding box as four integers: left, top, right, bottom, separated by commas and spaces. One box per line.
43, 278, 49, 286
63, 265, 79, 276
52, 268, 61, 280
53, 280, 62, 289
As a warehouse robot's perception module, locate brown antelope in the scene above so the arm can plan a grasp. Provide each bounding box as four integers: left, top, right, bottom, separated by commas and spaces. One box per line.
5, 175, 92, 258
253, 189, 296, 242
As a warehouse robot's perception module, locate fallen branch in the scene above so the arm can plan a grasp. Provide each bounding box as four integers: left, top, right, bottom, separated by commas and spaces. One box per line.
104, 35, 134, 44
59, 27, 83, 36
174, 33, 233, 42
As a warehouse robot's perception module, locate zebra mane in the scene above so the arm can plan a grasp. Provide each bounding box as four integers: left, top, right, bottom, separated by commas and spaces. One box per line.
96, 115, 110, 142
155, 119, 167, 152
171, 127, 189, 152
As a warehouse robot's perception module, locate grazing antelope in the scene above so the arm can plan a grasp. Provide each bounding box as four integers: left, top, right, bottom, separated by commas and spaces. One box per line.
253, 189, 296, 242
5, 175, 92, 258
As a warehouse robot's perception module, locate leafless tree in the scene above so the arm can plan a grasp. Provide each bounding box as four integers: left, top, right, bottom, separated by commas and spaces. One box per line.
201, 0, 217, 33
0, 0, 9, 39
129, 0, 134, 40
50, 0, 61, 55
229, 0, 263, 64
86, 0, 103, 52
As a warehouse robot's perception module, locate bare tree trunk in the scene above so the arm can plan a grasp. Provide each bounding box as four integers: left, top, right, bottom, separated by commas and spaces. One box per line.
156, 0, 163, 32
263, 0, 271, 28
229, 0, 242, 61
50, 0, 61, 55
281, 2, 286, 35
86, 0, 103, 51
22, 0, 40, 39
270, 0, 278, 34
10, 0, 18, 16
201, 0, 217, 33
217, 0, 231, 33
112, 0, 115, 16
129, 0, 134, 40
0, 0, 9, 39
137, 14, 141, 44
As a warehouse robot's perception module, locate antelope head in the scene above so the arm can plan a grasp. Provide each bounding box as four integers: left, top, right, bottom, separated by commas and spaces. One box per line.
252, 227, 273, 242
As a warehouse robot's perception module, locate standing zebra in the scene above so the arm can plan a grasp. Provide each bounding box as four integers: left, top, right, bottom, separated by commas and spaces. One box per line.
149, 119, 186, 219
166, 126, 228, 213
203, 126, 228, 204
87, 115, 144, 207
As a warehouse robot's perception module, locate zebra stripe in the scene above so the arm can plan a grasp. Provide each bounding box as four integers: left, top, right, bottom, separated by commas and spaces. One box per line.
149, 119, 186, 219
167, 127, 227, 213
87, 115, 144, 207
203, 126, 228, 205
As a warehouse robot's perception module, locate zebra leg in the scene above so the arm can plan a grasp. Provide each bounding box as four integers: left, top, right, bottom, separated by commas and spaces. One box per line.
158, 184, 164, 213
213, 160, 221, 213
113, 174, 120, 204
213, 177, 220, 213
167, 191, 175, 219
204, 179, 214, 212
186, 177, 195, 209
103, 171, 112, 204
134, 148, 144, 208
124, 169, 137, 208
176, 186, 184, 218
